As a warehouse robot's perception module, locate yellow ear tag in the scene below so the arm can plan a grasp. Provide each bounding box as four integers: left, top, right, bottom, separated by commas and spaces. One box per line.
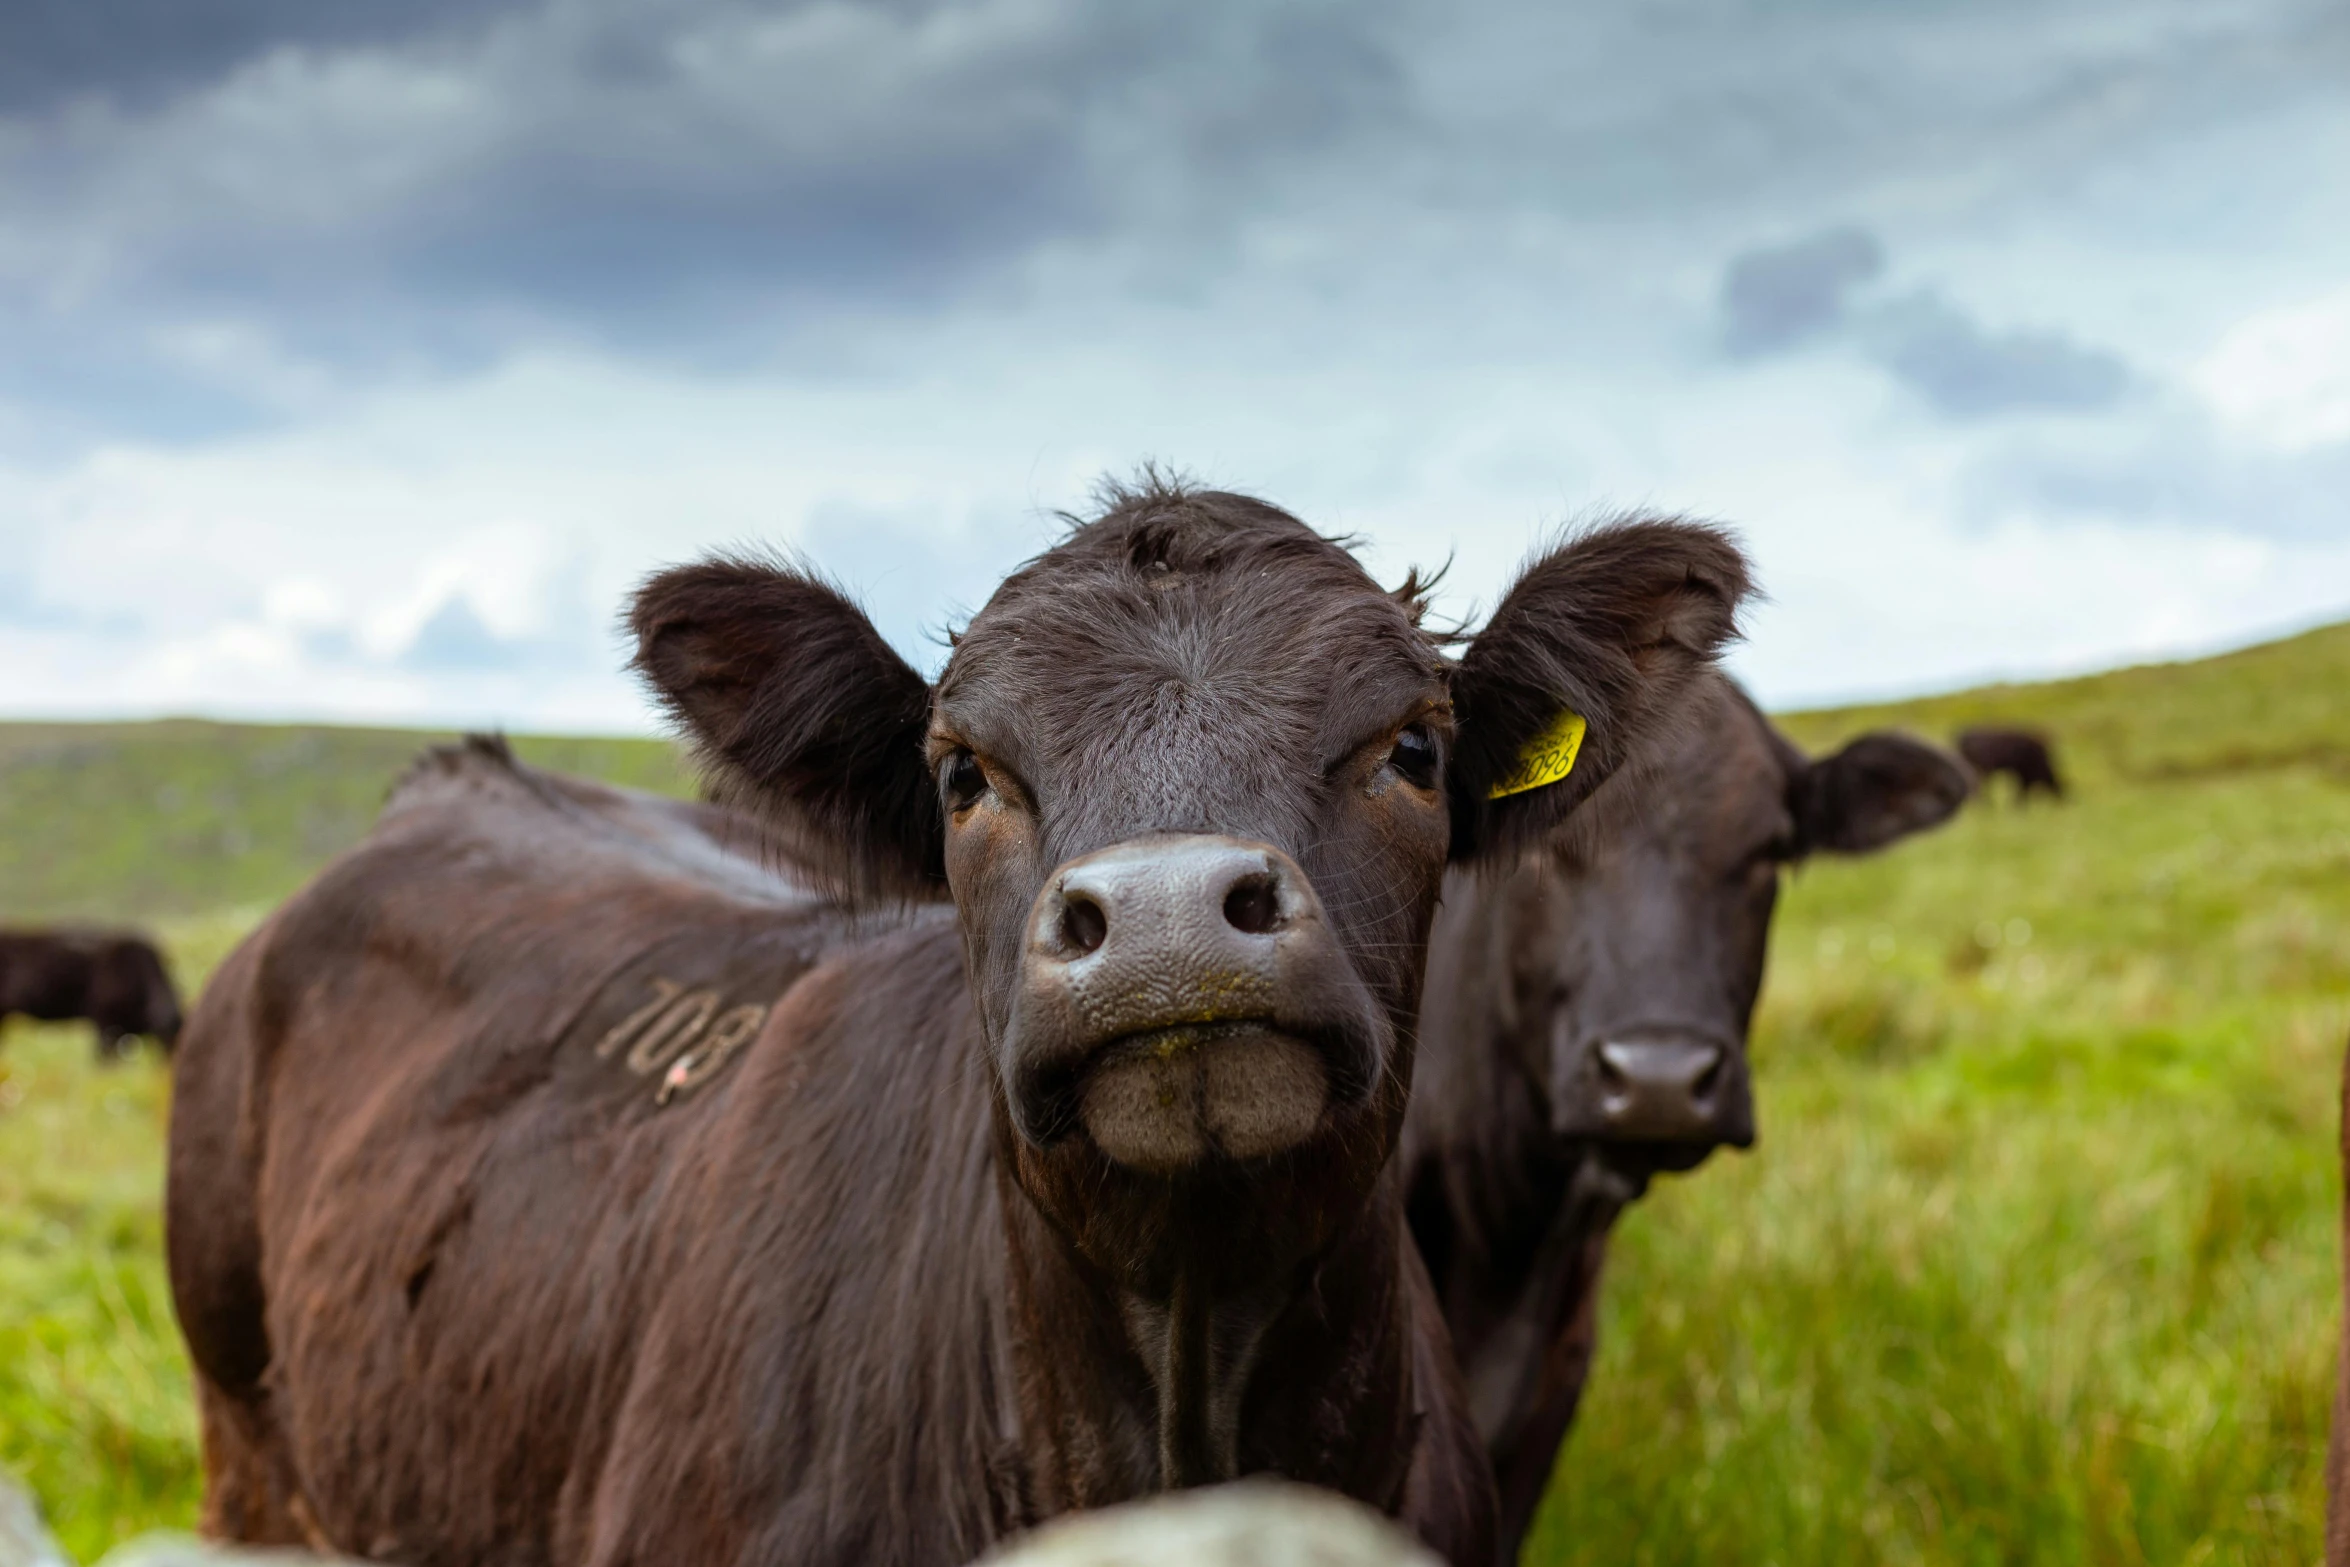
1488, 709, 1588, 799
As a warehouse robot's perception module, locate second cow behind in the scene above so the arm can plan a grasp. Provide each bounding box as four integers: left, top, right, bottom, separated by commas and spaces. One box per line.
1404, 671, 1971, 1552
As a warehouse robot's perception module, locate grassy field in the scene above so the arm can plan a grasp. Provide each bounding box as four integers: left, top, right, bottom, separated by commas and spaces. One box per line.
2, 626, 2345, 1563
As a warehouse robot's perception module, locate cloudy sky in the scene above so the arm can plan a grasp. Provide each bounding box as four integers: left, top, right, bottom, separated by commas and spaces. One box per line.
3, 0, 2345, 731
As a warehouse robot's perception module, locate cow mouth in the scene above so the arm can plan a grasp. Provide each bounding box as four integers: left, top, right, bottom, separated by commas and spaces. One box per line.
1074, 1020, 1337, 1174
1594, 1138, 1727, 1180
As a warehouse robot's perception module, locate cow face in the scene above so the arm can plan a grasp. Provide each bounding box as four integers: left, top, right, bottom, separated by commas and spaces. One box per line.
1522, 675, 1968, 1181
633, 481, 1749, 1288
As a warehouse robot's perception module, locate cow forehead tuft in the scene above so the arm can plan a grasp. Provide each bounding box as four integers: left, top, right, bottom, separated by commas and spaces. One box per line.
943, 508, 1433, 695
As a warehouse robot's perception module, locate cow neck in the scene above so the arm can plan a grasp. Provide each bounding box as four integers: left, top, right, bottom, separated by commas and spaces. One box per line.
1432, 863, 1576, 1283
1421, 866, 1619, 1383
1461, 1156, 1630, 1449
994, 1163, 1417, 1509
1422, 860, 1642, 1508
1156, 1263, 1218, 1487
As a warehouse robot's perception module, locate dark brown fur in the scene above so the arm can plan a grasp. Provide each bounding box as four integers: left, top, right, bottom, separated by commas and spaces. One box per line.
1404, 674, 1968, 1552
0, 927, 182, 1060
1955, 725, 2063, 801
171, 480, 1752, 1565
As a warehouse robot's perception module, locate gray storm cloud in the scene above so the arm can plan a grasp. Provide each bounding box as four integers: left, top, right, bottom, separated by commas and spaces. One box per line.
2, 0, 2340, 447
1864, 294, 2133, 420
1719, 228, 1886, 356
0, 0, 524, 114
0, 1, 1417, 375
1718, 228, 2136, 420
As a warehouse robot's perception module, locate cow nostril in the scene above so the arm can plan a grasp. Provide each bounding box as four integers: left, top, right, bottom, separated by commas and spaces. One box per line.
1060, 895, 1108, 956
1691, 1052, 1722, 1102
1222, 875, 1281, 935
1595, 1049, 1629, 1092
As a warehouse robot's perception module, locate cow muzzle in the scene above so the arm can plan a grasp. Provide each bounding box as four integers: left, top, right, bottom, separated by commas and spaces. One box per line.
1552, 1025, 1755, 1171
1005, 834, 1380, 1174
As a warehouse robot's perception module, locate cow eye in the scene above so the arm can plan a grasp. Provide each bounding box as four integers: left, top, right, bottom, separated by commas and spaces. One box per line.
1387, 725, 1439, 790
941, 751, 988, 812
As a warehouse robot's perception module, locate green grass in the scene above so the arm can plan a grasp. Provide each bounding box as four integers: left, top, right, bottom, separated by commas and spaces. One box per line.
0, 1024, 191, 1562
0, 721, 687, 926
2, 625, 2345, 1562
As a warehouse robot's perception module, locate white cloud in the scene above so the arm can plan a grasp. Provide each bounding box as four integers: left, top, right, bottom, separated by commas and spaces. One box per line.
260, 575, 343, 630
8, 317, 2346, 728
2195, 283, 2350, 451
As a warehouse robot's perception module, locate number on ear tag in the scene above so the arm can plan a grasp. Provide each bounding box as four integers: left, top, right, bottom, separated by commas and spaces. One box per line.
1487, 709, 1588, 799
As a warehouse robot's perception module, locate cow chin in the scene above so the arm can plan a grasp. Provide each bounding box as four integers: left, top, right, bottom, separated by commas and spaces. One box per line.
1074, 1021, 1331, 1174
1010, 1046, 1400, 1295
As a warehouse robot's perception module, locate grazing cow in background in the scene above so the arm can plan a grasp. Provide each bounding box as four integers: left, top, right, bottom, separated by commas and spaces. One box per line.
1403, 673, 1970, 1552
1956, 725, 2064, 801
0, 928, 182, 1060
168, 480, 1752, 1566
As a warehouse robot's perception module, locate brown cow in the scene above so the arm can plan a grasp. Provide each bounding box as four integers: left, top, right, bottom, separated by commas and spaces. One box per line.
1403, 673, 1969, 1551
1955, 724, 2063, 801
167, 480, 1752, 1566
0, 928, 183, 1060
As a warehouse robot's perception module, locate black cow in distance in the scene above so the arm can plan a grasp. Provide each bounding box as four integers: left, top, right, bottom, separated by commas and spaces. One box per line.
1956, 726, 2064, 801
0, 928, 183, 1060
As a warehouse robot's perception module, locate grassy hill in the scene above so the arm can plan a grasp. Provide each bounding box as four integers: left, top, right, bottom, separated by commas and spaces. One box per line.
2, 622, 2346, 1562
0, 722, 690, 929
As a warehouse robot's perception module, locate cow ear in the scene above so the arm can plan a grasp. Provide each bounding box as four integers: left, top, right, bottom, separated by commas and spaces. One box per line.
1447, 518, 1752, 863
1792, 732, 1971, 856
630, 556, 944, 900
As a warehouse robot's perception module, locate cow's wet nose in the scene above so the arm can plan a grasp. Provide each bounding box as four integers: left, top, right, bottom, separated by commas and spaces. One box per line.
1592, 1033, 1752, 1147
1013, 834, 1375, 1172
1035, 837, 1298, 975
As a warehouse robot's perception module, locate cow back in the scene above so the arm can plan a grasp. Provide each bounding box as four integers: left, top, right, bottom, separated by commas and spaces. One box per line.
171, 743, 1018, 1565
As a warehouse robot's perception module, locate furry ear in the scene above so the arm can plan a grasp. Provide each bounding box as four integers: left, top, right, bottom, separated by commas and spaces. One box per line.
1448, 518, 1753, 863
630, 556, 943, 900
1793, 732, 1971, 856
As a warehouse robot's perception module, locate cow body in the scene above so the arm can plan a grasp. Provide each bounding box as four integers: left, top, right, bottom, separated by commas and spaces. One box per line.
1955, 725, 2063, 801
172, 481, 1753, 1564
177, 746, 1480, 1561
0, 927, 182, 1059
1405, 676, 1969, 1551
